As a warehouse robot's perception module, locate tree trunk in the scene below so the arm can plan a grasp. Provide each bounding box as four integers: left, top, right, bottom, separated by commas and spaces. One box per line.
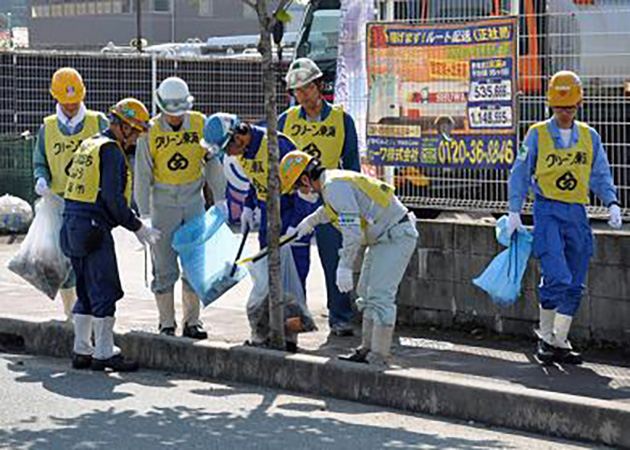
251, 0, 287, 349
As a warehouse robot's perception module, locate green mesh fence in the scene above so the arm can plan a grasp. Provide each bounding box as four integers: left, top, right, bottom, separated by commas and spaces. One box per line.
0, 134, 35, 204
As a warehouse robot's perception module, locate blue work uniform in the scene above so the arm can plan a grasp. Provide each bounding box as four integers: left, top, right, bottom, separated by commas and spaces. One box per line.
241, 125, 317, 292
278, 101, 360, 328
33, 111, 109, 290
60, 130, 142, 318
508, 117, 618, 316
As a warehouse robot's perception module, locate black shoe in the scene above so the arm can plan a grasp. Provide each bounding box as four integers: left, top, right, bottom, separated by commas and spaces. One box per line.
183, 323, 208, 340
339, 348, 369, 363
554, 347, 583, 365
71, 353, 92, 369
159, 327, 176, 336
91, 354, 139, 372
285, 341, 298, 353
535, 339, 555, 365
330, 324, 354, 337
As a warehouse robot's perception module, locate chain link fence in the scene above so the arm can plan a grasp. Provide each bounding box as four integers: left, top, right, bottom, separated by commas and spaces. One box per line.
362, 0, 630, 217
0, 50, 290, 203
2, 0, 630, 217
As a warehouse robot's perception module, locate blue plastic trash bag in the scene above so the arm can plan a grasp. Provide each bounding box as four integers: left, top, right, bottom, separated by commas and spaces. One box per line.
472, 215, 533, 305
172, 206, 247, 307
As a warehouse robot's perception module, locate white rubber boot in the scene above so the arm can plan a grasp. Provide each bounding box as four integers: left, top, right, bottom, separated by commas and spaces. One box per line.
536, 307, 555, 345
155, 290, 176, 333
59, 288, 76, 322
366, 323, 395, 368
553, 313, 574, 350
93, 317, 120, 361
73, 314, 94, 356
92, 316, 138, 372
552, 313, 582, 364
182, 284, 207, 339
182, 284, 201, 328
340, 315, 374, 363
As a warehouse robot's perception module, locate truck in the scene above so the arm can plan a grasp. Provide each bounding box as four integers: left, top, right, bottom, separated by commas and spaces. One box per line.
294, 0, 630, 210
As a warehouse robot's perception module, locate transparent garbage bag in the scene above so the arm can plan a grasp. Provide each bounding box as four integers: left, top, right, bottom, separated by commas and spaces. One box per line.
7, 194, 71, 299
472, 215, 533, 305
172, 206, 247, 307
246, 245, 317, 340
0, 194, 33, 234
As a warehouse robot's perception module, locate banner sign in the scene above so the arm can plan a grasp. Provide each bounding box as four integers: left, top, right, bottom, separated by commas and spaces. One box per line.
366, 18, 518, 169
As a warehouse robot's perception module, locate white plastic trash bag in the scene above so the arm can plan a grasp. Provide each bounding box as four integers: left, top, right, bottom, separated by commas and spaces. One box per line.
246, 245, 317, 340
0, 194, 33, 234
7, 194, 71, 299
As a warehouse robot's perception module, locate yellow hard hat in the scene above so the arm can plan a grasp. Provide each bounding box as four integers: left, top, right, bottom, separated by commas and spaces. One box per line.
280, 150, 313, 194
50, 68, 86, 104
547, 70, 582, 107
110, 98, 150, 131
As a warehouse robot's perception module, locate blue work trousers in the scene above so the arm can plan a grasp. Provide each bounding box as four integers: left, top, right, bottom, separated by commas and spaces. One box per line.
316, 223, 355, 327
533, 198, 593, 317
60, 216, 123, 318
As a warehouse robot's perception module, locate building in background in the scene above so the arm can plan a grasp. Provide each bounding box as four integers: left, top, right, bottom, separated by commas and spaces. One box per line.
28, 0, 304, 51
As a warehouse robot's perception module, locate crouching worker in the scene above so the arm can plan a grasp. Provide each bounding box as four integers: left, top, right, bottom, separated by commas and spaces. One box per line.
280, 151, 418, 367
61, 98, 161, 372
507, 71, 622, 365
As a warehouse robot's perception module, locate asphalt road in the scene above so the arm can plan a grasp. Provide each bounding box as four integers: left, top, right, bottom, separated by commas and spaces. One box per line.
0, 353, 601, 450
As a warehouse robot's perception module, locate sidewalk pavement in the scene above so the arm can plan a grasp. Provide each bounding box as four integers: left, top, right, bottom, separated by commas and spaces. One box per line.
0, 228, 629, 447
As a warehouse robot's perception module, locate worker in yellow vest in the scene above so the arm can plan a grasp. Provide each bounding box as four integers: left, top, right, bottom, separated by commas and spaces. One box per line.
507, 70, 622, 365
134, 77, 226, 339
279, 58, 361, 337
33, 67, 109, 321
61, 98, 160, 372
280, 151, 418, 368
203, 113, 317, 352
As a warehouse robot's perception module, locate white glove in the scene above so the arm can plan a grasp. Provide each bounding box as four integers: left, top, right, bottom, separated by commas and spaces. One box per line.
506, 211, 523, 237
215, 200, 228, 219
240, 206, 255, 234
135, 223, 161, 246
608, 204, 622, 229
336, 266, 354, 293
34, 178, 50, 197
294, 214, 319, 239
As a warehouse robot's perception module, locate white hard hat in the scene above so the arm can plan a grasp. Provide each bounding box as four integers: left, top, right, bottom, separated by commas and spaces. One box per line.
155, 76, 194, 116
285, 58, 323, 90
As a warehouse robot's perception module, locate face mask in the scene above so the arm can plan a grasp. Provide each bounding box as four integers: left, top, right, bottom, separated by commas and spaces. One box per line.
297, 189, 319, 204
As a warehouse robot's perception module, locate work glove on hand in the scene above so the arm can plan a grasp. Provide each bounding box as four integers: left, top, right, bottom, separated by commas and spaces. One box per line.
240, 206, 255, 234
506, 211, 523, 237
336, 266, 354, 294
34, 178, 50, 197
214, 200, 228, 219
294, 213, 320, 239
135, 222, 161, 246
608, 204, 622, 229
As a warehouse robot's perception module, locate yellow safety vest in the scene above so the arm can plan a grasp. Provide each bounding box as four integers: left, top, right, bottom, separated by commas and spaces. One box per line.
283, 105, 345, 169
322, 170, 395, 229
534, 120, 593, 204
149, 112, 206, 185
237, 134, 271, 202
44, 111, 102, 195
65, 136, 132, 206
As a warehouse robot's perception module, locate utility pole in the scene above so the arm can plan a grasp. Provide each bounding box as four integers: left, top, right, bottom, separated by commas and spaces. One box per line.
136, 0, 143, 52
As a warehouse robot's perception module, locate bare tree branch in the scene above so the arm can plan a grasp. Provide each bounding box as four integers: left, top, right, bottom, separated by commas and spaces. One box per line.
242, 0, 256, 10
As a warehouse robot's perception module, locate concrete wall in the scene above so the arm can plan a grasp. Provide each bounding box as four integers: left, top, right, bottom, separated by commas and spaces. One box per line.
398, 219, 630, 347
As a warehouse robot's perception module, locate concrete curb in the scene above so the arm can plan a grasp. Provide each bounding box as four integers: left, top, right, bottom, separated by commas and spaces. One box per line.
1, 317, 629, 448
